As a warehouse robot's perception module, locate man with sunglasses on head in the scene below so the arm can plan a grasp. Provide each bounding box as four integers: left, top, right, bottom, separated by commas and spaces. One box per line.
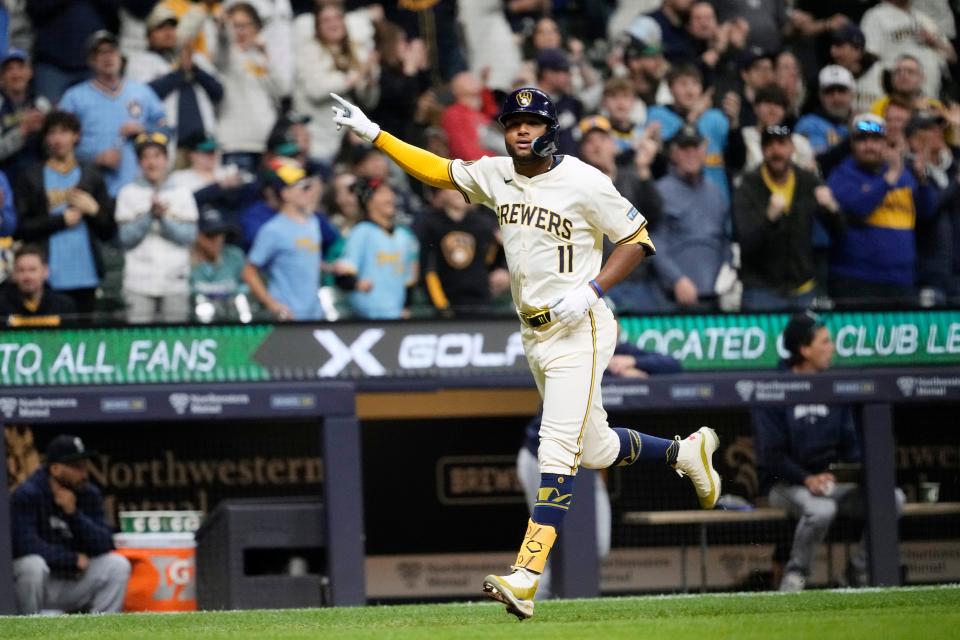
116, 132, 198, 323
734, 125, 845, 312
826, 113, 937, 307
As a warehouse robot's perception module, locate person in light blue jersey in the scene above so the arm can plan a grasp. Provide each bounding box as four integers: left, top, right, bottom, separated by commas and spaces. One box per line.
336, 177, 419, 320
646, 64, 730, 204
59, 31, 167, 198
243, 158, 324, 321
794, 65, 854, 156
13, 111, 114, 316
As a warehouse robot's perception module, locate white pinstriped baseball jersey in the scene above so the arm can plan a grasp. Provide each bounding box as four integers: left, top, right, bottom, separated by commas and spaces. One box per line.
449, 155, 648, 312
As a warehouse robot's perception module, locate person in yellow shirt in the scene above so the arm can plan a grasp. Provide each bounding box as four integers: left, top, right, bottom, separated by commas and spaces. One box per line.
733, 125, 845, 311
870, 54, 958, 145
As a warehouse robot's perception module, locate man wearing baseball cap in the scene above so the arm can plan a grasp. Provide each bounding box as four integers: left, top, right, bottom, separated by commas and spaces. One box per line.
27, 2, 118, 102
825, 112, 938, 306
334, 176, 419, 320
535, 49, 583, 156
125, 5, 223, 155
59, 31, 167, 198
720, 46, 775, 130
652, 124, 730, 310
0, 48, 51, 183
243, 158, 326, 321
191, 206, 248, 321
734, 124, 845, 311
829, 24, 885, 113
578, 115, 663, 314
794, 66, 857, 299
10, 434, 130, 614
622, 16, 668, 106
796, 65, 856, 155
752, 312, 904, 591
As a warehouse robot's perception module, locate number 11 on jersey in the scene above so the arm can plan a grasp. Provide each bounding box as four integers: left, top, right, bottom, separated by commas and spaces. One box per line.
557, 244, 573, 273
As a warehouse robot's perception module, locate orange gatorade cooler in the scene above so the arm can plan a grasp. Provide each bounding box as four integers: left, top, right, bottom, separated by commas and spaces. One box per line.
115, 544, 196, 611
114, 511, 203, 612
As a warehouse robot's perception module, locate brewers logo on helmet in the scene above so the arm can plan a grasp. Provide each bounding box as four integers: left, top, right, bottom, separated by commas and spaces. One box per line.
498, 87, 560, 157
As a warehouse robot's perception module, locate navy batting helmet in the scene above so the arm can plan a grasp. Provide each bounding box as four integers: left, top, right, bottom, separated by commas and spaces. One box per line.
498, 87, 560, 157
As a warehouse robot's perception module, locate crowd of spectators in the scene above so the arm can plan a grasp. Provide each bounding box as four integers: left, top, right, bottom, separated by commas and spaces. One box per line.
2, 0, 960, 324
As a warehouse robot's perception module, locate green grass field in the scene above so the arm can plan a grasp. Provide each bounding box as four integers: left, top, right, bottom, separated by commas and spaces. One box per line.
2, 585, 957, 639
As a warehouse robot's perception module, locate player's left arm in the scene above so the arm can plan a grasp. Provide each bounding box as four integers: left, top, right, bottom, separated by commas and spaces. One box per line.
594, 243, 648, 294
587, 172, 656, 295
549, 239, 652, 331
549, 176, 655, 330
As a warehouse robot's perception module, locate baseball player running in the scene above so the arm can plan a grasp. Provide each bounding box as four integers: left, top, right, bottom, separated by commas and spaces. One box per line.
331, 87, 720, 620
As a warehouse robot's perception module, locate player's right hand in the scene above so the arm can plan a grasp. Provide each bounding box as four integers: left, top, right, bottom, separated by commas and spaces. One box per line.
548, 283, 599, 332
330, 93, 381, 142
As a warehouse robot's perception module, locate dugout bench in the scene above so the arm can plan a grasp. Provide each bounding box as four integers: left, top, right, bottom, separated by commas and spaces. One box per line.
596, 367, 960, 594
353, 367, 960, 599
621, 502, 960, 592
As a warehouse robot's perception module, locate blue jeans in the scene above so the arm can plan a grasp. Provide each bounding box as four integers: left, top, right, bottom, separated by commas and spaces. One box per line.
741, 286, 815, 312
34, 63, 90, 103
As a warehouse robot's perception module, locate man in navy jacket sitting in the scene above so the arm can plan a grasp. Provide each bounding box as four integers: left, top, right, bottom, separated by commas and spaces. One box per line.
752, 311, 903, 592
11, 434, 130, 614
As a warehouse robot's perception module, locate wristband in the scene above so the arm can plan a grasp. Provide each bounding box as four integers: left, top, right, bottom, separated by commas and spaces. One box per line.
588, 279, 604, 299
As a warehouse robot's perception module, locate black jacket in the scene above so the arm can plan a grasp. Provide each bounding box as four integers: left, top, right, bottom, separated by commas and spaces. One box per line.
0, 281, 76, 318
11, 466, 114, 572
13, 161, 115, 279
733, 165, 845, 294
416, 206, 506, 312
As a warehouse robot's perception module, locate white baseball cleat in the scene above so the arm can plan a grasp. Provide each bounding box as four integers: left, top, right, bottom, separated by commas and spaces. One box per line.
673, 426, 722, 509
482, 568, 538, 620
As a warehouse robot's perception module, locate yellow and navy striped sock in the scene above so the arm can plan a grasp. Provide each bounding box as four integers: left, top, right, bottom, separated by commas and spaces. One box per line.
532, 473, 574, 529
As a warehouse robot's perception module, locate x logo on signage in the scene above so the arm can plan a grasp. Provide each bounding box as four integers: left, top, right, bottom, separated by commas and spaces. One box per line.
313, 329, 386, 376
